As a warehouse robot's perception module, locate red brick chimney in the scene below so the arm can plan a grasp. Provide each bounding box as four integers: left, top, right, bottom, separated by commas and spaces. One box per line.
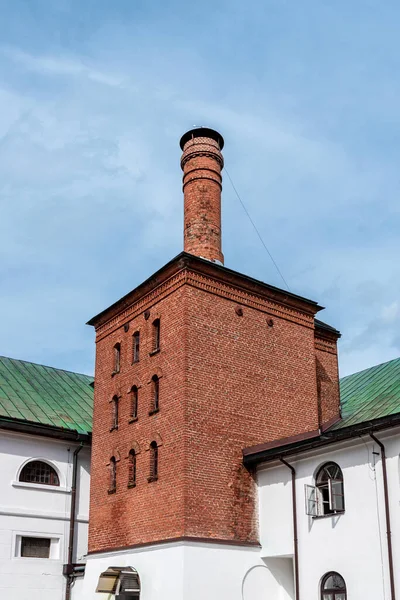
180, 127, 225, 265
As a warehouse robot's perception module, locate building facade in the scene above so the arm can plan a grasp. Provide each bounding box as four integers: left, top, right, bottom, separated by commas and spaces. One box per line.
1, 128, 400, 600
0, 356, 92, 600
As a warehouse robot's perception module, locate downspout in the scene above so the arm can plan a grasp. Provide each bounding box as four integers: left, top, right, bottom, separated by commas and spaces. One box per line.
65, 443, 83, 600
370, 433, 396, 600
280, 458, 299, 600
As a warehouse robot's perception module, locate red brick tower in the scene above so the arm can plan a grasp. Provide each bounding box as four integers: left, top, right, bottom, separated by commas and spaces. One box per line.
87, 128, 341, 555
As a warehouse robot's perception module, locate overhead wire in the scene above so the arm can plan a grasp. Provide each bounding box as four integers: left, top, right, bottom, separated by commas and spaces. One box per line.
224, 168, 291, 292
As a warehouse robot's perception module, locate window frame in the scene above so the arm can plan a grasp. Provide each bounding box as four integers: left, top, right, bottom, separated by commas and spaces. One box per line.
320, 571, 347, 599
132, 331, 140, 363
19, 460, 60, 487
305, 462, 345, 517
149, 375, 159, 415
110, 395, 119, 431
113, 342, 121, 375
128, 450, 137, 488
148, 441, 158, 483
130, 386, 139, 421
150, 319, 160, 355
109, 456, 117, 494
14, 533, 61, 560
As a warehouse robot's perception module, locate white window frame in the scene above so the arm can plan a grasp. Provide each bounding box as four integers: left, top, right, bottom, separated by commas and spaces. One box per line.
13, 532, 62, 561
304, 479, 345, 517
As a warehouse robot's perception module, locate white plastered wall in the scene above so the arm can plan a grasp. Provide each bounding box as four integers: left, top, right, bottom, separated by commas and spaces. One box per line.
258, 428, 400, 600
0, 430, 90, 600
79, 540, 274, 600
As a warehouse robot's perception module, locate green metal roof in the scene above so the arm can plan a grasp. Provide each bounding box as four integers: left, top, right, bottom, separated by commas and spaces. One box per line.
333, 356, 400, 430
0, 356, 93, 435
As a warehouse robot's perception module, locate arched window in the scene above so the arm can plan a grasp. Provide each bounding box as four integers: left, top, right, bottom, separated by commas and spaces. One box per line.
130, 386, 138, 420
20, 460, 59, 486
128, 450, 137, 487
316, 462, 344, 515
152, 319, 160, 352
132, 332, 140, 363
109, 457, 117, 493
321, 572, 346, 599
111, 395, 119, 431
148, 441, 158, 482
113, 343, 121, 374
150, 375, 159, 414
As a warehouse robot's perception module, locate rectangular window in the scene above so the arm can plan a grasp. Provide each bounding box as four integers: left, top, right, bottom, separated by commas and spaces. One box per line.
133, 332, 140, 363
113, 343, 121, 374
21, 537, 51, 559
152, 319, 160, 352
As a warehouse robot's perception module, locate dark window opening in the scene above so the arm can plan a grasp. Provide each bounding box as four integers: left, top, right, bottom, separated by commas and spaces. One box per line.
113, 343, 121, 374
321, 571, 346, 599
148, 441, 158, 482
128, 450, 137, 487
133, 332, 140, 363
316, 462, 344, 516
20, 461, 59, 486
152, 319, 160, 353
21, 537, 51, 559
111, 396, 119, 431
149, 375, 159, 414
130, 386, 138, 420
109, 457, 117, 493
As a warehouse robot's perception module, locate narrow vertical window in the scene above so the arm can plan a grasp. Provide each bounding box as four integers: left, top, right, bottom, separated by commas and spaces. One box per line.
150, 375, 159, 414
132, 331, 140, 363
113, 342, 121, 374
130, 386, 138, 420
152, 319, 160, 352
128, 450, 136, 487
109, 457, 116, 493
111, 395, 119, 431
148, 441, 158, 482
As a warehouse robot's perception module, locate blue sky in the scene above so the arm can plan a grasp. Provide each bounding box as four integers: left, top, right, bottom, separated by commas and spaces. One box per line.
1, 0, 399, 377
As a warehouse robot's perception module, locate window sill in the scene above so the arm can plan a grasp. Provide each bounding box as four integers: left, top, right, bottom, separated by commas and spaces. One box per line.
149, 348, 160, 357
108, 488, 116, 495
148, 408, 159, 416
109, 426, 118, 432
132, 359, 139, 365
127, 483, 136, 489
111, 370, 120, 378
128, 417, 138, 424
313, 511, 345, 519
12, 481, 69, 494
147, 476, 158, 483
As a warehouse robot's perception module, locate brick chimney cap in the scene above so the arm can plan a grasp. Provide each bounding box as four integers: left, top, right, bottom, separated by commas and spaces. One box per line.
179, 127, 224, 151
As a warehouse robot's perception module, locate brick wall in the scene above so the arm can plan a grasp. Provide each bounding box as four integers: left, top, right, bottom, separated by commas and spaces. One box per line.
88, 255, 340, 552
315, 329, 341, 429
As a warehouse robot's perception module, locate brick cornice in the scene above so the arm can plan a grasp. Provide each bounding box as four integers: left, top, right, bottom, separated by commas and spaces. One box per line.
90, 253, 324, 339
95, 269, 187, 341
186, 270, 314, 329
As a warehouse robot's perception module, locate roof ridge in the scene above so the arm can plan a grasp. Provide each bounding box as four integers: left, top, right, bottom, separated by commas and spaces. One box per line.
0, 355, 93, 379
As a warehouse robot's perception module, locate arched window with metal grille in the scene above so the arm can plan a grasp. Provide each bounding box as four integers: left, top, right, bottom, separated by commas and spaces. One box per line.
148, 441, 158, 482
19, 460, 59, 486
149, 375, 159, 414
113, 342, 121, 374
109, 457, 117, 494
111, 395, 119, 431
130, 386, 138, 420
321, 572, 346, 599
128, 450, 137, 488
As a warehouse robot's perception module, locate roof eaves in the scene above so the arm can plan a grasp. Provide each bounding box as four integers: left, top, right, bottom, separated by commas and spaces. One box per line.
243, 411, 400, 468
